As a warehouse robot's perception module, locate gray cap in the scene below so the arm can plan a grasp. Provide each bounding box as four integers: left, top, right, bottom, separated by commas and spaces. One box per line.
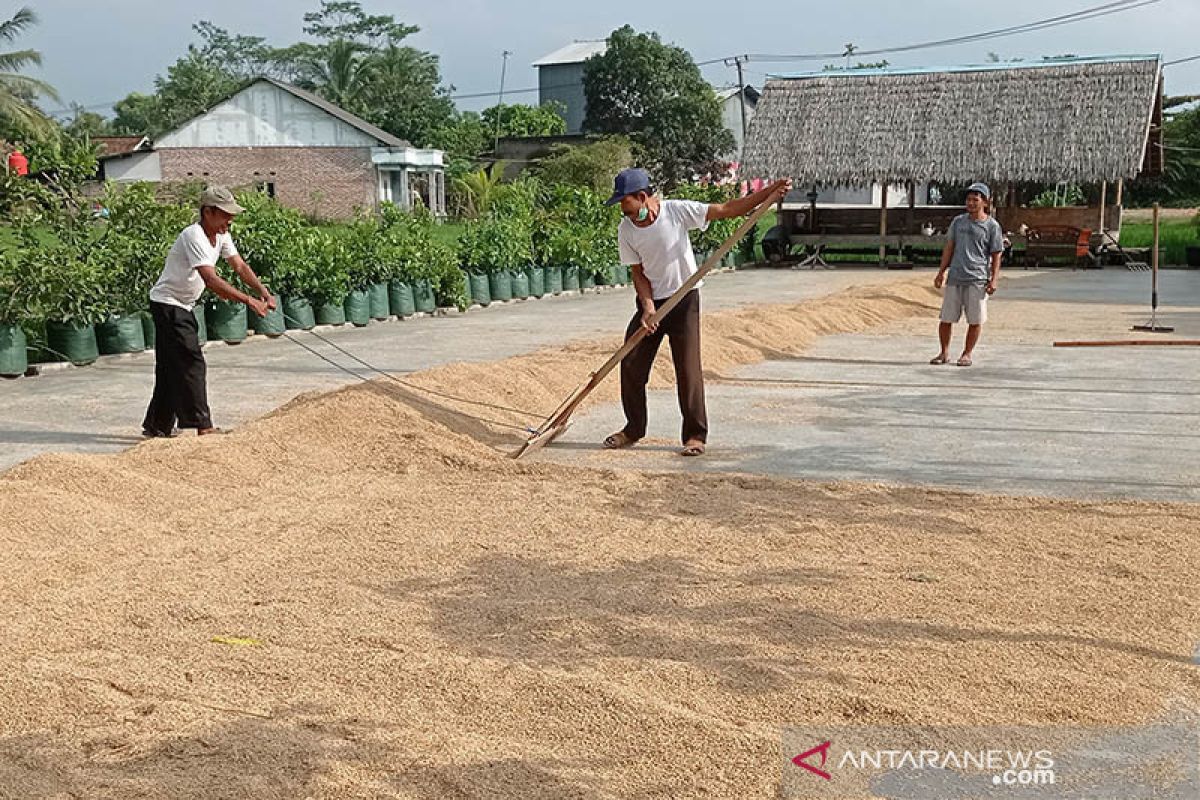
199, 185, 245, 215
966, 182, 991, 200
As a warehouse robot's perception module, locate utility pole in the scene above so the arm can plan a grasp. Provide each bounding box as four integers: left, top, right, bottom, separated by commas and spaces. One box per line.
494, 49, 512, 155
723, 54, 750, 154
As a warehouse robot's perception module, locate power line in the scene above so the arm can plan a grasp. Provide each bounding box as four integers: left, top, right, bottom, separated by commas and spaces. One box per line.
466, 2, 1163, 102
696, 0, 1160, 66
44, 0, 1173, 118
45, 80, 573, 117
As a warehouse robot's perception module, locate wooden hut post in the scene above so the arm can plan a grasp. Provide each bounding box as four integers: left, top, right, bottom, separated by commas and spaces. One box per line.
1098, 180, 1108, 238
879, 180, 889, 265
1113, 178, 1124, 237
906, 180, 916, 235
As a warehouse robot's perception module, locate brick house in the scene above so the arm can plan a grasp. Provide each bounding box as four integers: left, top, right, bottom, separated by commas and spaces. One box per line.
98, 78, 446, 219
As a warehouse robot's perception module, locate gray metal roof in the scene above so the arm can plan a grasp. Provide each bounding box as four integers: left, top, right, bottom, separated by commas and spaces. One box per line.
532, 41, 608, 67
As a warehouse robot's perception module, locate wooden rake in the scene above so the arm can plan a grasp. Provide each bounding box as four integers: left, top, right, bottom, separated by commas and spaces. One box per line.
512, 198, 778, 460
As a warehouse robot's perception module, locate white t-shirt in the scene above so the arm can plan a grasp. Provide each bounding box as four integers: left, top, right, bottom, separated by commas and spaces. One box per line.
618, 199, 710, 300
149, 223, 238, 310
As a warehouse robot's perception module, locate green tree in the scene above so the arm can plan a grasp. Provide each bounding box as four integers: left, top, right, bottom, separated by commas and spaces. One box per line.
190, 21, 280, 81
582, 25, 733, 188
112, 49, 240, 136
353, 43, 455, 146
299, 0, 414, 42
109, 2, 456, 146
109, 19, 286, 135
278, 1, 454, 145
111, 93, 158, 136
0, 7, 57, 137
0, 130, 98, 216
432, 104, 566, 178
431, 111, 489, 174
286, 37, 375, 110
536, 136, 633, 192
451, 163, 505, 219
481, 102, 566, 139
63, 103, 113, 139
1126, 105, 1200, 207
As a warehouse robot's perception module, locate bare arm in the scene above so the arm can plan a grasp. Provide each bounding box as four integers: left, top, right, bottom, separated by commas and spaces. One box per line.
630, 264, 658, 333
935, 240, 955, 289
196, 265, 269, 317
227, 254, 272, 302
227, 255, 276, 310
706, 179, 792, 221
987, 251, 1002, 294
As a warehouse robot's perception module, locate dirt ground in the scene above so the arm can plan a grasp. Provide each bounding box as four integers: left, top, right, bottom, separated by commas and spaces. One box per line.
1, 278, 1197, 799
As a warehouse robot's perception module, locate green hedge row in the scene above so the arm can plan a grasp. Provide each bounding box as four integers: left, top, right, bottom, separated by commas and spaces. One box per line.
0, 178, 749, 377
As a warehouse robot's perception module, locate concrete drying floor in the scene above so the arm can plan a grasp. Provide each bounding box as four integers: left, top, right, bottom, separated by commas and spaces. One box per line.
0, 268, 907, 473
540, 270, 1200, 503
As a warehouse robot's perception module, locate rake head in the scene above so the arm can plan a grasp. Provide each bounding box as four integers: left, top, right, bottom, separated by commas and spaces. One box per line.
511, 421, 572, 460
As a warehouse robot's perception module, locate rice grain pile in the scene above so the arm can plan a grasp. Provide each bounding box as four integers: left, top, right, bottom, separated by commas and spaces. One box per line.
1, 279, 1196, 799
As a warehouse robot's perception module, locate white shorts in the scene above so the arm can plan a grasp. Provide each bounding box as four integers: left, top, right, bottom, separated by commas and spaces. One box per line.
940, 283, 988, 325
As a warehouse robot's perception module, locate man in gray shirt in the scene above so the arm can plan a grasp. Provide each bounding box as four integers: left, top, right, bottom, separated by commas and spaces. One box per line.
931, 182, 1003, 367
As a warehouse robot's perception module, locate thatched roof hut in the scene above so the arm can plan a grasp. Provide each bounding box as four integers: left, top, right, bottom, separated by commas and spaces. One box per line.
741, 55, 1163, 186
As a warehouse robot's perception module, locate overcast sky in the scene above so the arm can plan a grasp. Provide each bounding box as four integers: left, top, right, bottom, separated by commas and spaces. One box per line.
20, 0, 1200, 118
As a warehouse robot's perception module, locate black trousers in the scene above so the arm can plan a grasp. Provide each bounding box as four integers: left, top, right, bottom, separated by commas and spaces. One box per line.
143, 301, 212, 434
619, 289, 708, 444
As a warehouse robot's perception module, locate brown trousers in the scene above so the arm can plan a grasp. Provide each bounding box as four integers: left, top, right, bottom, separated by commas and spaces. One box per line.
619, 289, 708, 444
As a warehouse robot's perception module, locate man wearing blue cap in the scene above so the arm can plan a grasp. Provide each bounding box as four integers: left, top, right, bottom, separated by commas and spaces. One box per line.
931, 182, 1003, 367
602, 168, 790, 456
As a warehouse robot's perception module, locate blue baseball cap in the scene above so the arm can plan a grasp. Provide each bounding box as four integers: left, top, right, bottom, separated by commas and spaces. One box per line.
966, 182, 991, 200
604, 168, 652, 205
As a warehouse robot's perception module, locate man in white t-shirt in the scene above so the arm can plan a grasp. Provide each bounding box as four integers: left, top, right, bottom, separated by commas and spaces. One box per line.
602, 168, 790, 456
142, 186, 274, 438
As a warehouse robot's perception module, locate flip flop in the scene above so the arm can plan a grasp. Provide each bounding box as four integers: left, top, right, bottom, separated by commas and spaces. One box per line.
681, 441, 706, 457
956, 355, 973, 367
603, 432, 637, 449
929, 354, 950, 365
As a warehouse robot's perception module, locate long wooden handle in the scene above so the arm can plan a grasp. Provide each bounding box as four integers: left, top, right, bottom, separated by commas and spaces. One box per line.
534, 197, 779, 433
1054, 340, 1196, 347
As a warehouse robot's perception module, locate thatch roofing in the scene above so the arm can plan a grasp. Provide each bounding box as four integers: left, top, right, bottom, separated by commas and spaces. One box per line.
741, 55, 1163, 186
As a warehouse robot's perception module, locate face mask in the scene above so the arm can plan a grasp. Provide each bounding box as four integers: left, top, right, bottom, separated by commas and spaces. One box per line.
635, 204, 649, 223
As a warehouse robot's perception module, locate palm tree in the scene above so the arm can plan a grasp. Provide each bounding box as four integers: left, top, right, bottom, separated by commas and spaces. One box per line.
292, 38, 374, 112
451, 163, 505, 219
0, 7, 58, 135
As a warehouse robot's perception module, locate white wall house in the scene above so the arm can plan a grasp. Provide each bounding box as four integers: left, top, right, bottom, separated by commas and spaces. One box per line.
99, 78, 447, 219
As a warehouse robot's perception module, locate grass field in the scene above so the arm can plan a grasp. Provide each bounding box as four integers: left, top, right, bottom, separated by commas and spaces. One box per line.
1120, 218, 1197, 265
430, 219, 466, 247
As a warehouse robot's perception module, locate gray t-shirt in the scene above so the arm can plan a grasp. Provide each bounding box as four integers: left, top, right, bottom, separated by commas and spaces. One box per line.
946, 213, 1003, 285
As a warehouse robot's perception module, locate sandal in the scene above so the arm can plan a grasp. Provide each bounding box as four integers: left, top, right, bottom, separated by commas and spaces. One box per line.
956, 355, 973, 367
929, 354, 950, 365
681, 440, 706, 457
603, 431, 637, 449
